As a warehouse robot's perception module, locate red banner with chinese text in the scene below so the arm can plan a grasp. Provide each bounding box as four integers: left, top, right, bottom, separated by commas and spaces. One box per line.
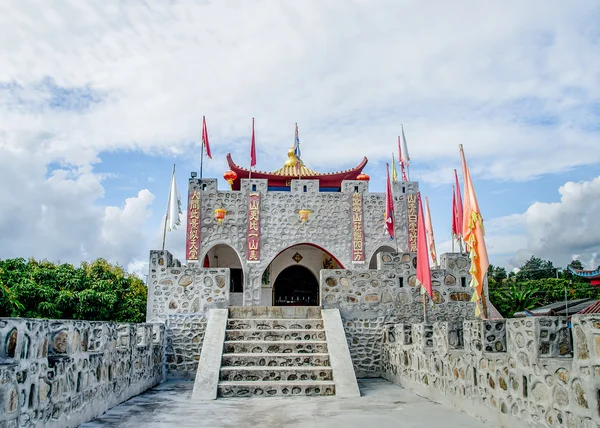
247, 193, 261, 262
407, 193, 418, 252
351, 193, 365, 263
185, 189, 201, 260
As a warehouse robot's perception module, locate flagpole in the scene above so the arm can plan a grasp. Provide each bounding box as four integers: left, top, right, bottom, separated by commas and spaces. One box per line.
402, 124, 411, 181
162, 164, 175, 252
249, 118, 254, 180
452, 233, 455, 253
200, 138, 204, 180
423, 292, 427, 322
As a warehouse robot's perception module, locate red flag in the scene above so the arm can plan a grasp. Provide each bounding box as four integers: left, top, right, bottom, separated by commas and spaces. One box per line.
397, 136, 408, 181
454, 169, 463, 237
250, 118, 256, 167
451, 185, 459, 237
416, 192, 433, 298
385, 163, 395, 239
202, 116, 212, 159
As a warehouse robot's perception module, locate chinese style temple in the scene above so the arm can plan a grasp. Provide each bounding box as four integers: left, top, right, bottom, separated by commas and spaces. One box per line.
145, 145, 482, 399
225, 149, 369, 191
568, 266, 600, 286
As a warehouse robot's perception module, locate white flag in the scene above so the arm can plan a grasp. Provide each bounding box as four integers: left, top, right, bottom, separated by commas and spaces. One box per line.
400, 125, 410, 167
166, 166, 182, 231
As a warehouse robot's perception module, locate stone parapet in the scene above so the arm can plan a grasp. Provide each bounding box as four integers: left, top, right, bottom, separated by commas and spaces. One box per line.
147, 250, 230, 322
382, 315, 598, 428
0, 318, 164, 428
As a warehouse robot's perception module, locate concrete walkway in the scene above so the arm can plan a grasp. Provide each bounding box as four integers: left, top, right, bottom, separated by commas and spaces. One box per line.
82, 379, 489, 428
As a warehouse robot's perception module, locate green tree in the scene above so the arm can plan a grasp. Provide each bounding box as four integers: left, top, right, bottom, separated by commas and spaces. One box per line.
490, 282, 542, 317
0, 257, 146, 322
516, 256, 556, 281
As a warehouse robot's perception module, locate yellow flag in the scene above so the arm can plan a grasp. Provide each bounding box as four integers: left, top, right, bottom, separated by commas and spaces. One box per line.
391, 153, 398, 182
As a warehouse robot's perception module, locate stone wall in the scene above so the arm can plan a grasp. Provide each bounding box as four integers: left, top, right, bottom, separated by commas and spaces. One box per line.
0, 318, 164, 428
165, 314, 207, 379
185, 177, 419, 306
382, 316, 600, 428
321, 251, 477, 377
146, 250, 230, 323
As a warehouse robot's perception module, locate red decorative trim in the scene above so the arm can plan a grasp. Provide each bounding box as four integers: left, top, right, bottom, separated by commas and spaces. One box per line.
269, 242, 345, 269
247, 193, 261, 261
351, 193, 365, 263
226, 153, 368, 190
185, 189, 201, 260
407, 193, 418, 252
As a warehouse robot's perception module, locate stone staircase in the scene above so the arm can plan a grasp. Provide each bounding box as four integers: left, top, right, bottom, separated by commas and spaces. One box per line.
217, 307, 336, 397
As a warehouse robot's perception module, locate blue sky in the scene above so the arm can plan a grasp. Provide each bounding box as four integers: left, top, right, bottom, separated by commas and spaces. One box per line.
1, 1, 599, 275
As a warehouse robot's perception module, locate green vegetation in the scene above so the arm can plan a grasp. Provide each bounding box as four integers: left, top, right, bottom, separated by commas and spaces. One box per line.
0, 258, 146, 322
488, 256, 600, 318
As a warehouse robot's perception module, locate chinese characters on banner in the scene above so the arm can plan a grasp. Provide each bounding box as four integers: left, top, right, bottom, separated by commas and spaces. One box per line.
185, 190, 201, 260
247, 193, 261, 262
351, 193, 365, 263
407, 193, 418, 252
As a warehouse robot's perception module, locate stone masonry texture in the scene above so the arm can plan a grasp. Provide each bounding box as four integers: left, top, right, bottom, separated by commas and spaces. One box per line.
382, 315, 600, 427
0, 318, 164, 428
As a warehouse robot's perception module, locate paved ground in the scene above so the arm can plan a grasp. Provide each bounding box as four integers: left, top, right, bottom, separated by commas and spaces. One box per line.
82, 378, 489, 428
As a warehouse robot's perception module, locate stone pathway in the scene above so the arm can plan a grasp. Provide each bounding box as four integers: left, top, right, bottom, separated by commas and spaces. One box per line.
82, 378, 489, 428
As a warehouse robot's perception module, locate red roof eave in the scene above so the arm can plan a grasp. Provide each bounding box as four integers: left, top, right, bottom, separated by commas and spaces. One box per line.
225, 153, 368, 190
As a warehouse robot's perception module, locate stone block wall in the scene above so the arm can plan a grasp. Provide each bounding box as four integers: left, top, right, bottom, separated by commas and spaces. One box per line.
0, 318, 164, 428
146, 250, 230, 322
382, 316, 599, 428
165, 314, 207, 379
321, 251, 477, 377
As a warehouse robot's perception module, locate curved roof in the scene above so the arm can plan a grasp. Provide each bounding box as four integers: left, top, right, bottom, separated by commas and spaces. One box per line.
568, 266, 600, 279
225, 153, 368, 190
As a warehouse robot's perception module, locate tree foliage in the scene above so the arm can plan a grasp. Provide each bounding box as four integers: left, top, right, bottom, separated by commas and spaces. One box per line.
0, 258, 146, 322
488, 257, 600, 318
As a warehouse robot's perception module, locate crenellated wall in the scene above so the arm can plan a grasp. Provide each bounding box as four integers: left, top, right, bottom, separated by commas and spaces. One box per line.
0, 318, 164, 428
183, 177, 420, 306
146, 250, 230, 323
382, 315, 600, 428
321, 251, 478, 377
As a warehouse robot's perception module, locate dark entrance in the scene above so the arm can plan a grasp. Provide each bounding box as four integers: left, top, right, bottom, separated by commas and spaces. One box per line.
273, 265, 319, 306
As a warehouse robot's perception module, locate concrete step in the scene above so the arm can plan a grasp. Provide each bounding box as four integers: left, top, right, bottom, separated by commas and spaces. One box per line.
225, 329, 326, 342
228, 306, 322, 320
218, 380, 336, 397
223, 340, 328, 354
220, 366, 333, 382
222, 353, 331, 368
227, 319, 324, 330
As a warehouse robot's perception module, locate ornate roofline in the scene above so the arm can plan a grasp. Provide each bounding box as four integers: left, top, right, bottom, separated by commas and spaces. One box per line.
568, 266, 600, 279
225, 153, 368, 190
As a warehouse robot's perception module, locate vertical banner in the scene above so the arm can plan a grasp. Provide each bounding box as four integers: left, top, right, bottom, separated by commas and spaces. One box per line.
407, 193, 418, 252
351, 193, 365, 263
185, 189, 201, 260
247, 192, 261, 262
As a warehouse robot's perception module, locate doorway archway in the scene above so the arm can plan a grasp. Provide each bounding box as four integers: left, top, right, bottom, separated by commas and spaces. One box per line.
203, 244, 243, 305
273, 265, 319, 306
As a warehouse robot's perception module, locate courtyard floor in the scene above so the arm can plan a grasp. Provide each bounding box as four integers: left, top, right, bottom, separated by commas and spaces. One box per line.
81, 378, 489, 428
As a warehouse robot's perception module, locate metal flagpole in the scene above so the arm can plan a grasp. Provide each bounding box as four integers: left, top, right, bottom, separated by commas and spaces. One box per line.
162, 164, 175, 251
200, 141, 204, 179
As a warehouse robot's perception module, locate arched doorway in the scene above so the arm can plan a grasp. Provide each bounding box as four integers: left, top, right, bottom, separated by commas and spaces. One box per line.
369, 245, 396, 269
203, 244, 244, 306
273, 265, 319, 306
263, 243, 343, 306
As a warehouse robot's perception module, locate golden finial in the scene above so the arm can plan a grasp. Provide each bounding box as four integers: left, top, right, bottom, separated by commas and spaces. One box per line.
283, 147, 297, 167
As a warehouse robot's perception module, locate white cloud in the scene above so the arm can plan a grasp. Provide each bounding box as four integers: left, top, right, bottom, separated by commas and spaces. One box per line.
0, 1, 599, 271
486, 176, 600, 269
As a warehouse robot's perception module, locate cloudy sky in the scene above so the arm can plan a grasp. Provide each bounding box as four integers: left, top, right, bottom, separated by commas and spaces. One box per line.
1, 0, 599, 276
